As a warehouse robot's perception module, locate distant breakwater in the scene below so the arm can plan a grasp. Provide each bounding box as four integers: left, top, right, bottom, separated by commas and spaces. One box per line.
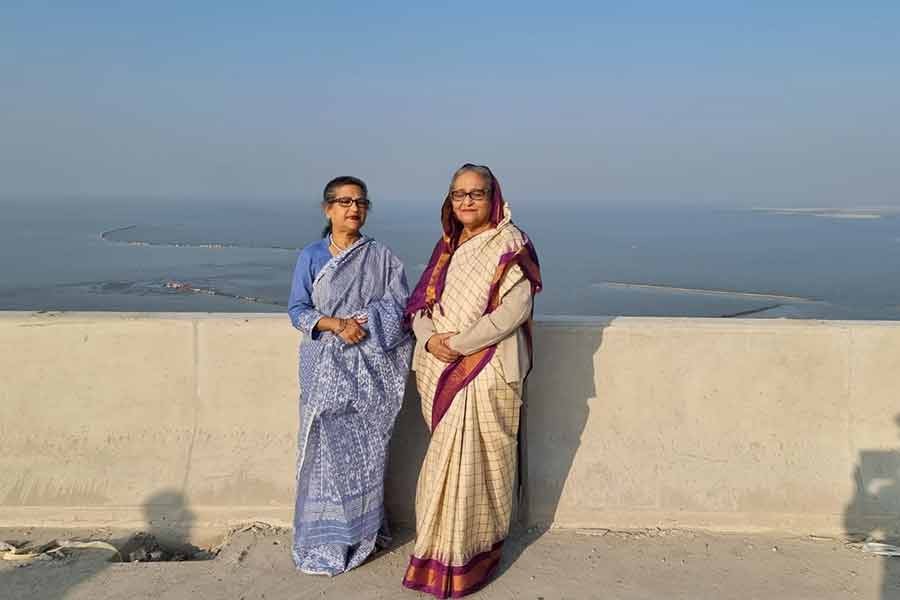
99, 224, 138, 238
719, 304, 784, 318
593, 281, 820, 303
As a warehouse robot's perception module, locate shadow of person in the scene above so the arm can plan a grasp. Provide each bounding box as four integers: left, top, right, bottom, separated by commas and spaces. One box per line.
844, 414, 900, 599
496, 319, 607, 577
118, 489, 198, 562
0, 488, 197, 600
383, 320, 604, 583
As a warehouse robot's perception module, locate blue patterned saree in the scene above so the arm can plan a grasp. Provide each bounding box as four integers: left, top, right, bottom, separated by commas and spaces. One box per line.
288, 236, 413, 575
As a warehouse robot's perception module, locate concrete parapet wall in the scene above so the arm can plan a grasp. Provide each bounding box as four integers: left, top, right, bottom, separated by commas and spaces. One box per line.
1, 312, 898, 539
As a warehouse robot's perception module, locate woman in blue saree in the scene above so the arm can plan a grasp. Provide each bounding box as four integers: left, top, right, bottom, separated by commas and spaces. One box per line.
288, 175, 413, 575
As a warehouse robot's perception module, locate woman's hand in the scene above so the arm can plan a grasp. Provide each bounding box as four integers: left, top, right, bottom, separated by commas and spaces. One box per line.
335, 317, 368, 345
426, 332, 461, 363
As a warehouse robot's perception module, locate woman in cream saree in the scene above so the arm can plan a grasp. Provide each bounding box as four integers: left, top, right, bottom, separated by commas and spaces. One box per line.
403, 164, 542, 598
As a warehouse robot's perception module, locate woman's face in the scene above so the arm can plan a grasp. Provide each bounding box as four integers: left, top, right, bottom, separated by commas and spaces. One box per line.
325, 184, 368, 234
450, 171, 492, 231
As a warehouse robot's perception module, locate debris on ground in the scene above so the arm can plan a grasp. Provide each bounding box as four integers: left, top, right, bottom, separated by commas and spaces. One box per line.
118, 532, 214, 562
208, 521, 290, 556
862, 542, 900, 557
1, 539, 120, 561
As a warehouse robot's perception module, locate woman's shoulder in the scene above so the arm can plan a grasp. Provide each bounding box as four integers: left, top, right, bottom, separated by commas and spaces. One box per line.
489, 223, 532, 251
299, 237, 329, 256
366, 238, 402, 260
296, 238, 330, 264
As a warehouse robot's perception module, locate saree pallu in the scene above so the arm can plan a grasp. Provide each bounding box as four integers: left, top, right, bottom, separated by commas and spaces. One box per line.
292, 238, 413, 575
403, 225, 534, 598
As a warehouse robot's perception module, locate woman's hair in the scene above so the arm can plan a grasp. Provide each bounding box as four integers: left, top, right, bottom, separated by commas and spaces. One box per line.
447, 164, 493, 196
321, 175, 369, 237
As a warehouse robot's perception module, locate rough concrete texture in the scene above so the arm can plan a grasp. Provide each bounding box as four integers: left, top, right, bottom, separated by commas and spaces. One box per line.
2, 313, 900, 538
0, 526, 895, 600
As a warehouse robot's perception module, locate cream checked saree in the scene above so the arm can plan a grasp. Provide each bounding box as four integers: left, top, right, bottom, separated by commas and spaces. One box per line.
403, 169, 541, 598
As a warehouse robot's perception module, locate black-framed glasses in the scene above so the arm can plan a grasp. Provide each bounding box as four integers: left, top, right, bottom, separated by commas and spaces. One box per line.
329, 197, 370, 208
449, 189, 489, 202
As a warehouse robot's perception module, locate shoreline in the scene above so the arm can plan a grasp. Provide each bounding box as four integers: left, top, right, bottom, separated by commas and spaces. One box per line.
158, 281, 282, 308
99, 226, 284, 308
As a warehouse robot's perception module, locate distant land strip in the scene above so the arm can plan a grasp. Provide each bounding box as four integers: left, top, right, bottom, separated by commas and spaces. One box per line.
99, 225, 298, 251
750, 207, 900, 219
593, 281, 818, 303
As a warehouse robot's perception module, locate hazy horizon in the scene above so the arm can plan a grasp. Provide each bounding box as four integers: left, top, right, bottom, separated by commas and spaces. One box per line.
2, 3, 898, 208
3, 200, 900, 320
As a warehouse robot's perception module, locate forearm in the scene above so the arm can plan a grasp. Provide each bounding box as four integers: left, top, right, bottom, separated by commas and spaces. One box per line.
314, 316, 352, 334
448, 279, 532, 355
292, 310, 344, 337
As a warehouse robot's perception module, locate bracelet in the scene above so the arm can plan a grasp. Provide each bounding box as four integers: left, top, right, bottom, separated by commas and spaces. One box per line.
334, 318, 348, 334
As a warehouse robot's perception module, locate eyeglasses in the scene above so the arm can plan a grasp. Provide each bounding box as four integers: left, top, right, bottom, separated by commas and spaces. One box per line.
449, 189, 489, 203
329, 197, 370, 208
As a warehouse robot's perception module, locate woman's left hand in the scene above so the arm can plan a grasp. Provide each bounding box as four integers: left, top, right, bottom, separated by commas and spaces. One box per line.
337, 318, 368, 345
426, 332, 461, 362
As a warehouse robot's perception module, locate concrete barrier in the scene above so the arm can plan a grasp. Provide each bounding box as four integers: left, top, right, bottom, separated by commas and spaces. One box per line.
1, 312, 898, 540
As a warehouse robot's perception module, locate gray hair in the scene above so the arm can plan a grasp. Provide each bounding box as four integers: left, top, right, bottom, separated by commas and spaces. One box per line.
449, 164, 493, 194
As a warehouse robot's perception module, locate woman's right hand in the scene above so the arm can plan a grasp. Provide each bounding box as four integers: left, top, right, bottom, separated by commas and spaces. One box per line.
336, 317, 367, 345
426, 332, 461, 363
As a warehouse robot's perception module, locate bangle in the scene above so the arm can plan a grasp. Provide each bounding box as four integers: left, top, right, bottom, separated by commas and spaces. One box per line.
335, 318, 347, 334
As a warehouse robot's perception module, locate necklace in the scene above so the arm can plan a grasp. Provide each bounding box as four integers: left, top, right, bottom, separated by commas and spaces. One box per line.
329, 234, 357, 253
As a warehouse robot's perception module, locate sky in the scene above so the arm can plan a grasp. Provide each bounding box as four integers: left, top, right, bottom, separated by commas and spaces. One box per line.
1, 2, 898, 207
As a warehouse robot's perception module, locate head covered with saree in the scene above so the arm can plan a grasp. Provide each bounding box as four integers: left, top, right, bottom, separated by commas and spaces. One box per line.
402, 165, 543, 598
406, 163, 542, 320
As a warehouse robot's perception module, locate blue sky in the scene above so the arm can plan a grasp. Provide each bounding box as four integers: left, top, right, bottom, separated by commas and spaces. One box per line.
1, 2, 898, 206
